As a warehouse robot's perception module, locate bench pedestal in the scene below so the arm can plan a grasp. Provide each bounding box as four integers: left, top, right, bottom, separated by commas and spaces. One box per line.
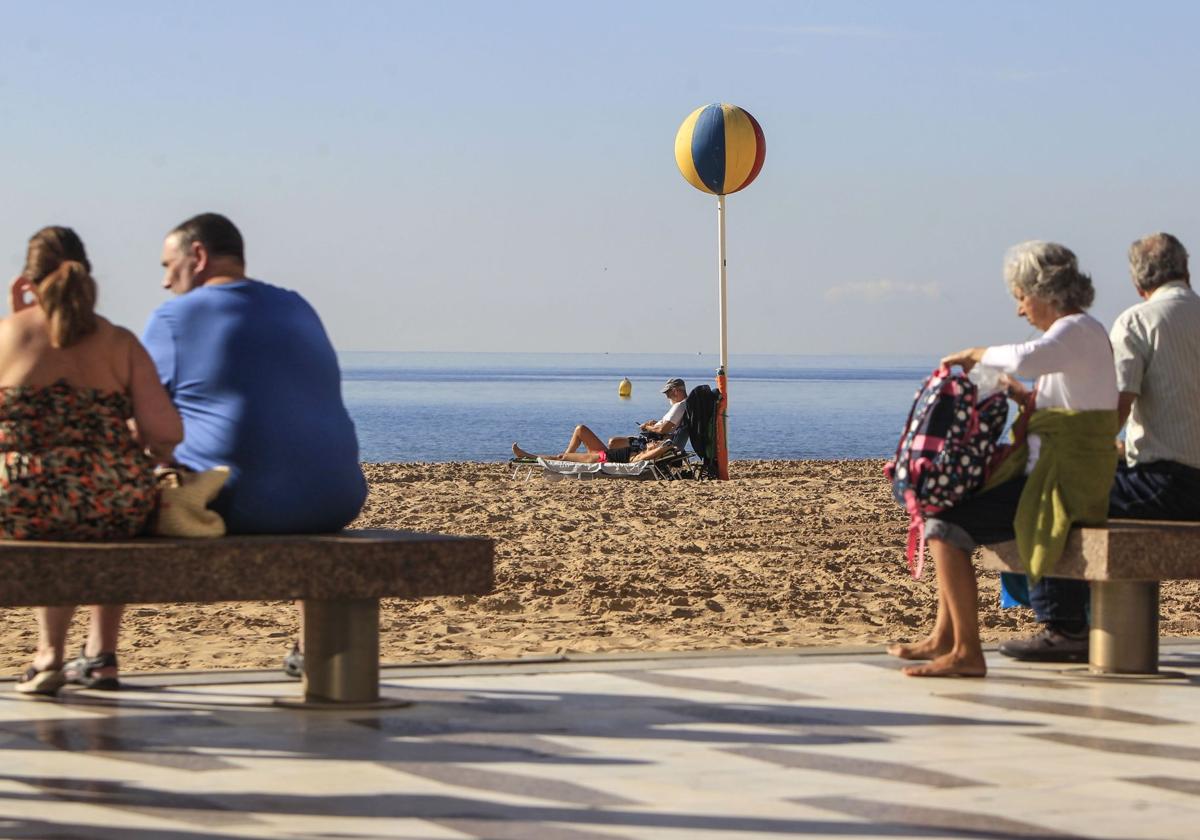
1090, 581, 1159, 675
274, 598, 409, 710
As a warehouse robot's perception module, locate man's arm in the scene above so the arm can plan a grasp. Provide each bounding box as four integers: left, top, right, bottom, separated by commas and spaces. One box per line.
1118, 391, 1136, 430
1114, 391, 1137, 459
643, 400, 687, 436
643, 420, 677, 436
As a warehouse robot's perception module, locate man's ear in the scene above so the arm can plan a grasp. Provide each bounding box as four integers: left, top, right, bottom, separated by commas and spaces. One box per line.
190, 241, 209, 274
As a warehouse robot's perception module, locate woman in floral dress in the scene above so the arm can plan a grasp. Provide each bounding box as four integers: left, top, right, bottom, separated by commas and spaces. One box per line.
3, 227, 182, 696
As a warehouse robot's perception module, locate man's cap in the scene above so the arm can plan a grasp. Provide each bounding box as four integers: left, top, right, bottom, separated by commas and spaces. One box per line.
661, 377, 686, 393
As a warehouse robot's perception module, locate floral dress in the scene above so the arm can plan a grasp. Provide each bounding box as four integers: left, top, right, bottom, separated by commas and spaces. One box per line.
0, 381, 156, 540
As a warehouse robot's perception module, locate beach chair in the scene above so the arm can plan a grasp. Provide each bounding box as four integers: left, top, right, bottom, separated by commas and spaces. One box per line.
512, 384, 720, 481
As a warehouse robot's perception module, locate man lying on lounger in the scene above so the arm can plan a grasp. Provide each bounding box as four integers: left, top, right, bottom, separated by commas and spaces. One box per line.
512, 377, 688, 464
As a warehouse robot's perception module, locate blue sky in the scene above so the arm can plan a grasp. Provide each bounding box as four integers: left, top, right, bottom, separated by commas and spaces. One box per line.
2, 1, 1198, 355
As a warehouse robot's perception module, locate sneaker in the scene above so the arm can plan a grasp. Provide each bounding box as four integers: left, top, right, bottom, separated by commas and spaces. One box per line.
998, 626, 1089, 663
283, 644, 304, 679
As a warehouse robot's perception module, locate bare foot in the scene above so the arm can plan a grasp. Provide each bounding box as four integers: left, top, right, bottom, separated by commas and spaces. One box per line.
887, 637, 951, 661
901, 651, 987, 678
512, 443, 535, 459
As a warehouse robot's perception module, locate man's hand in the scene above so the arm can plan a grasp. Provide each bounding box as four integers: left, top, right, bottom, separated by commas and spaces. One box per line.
9, 275, 35, 314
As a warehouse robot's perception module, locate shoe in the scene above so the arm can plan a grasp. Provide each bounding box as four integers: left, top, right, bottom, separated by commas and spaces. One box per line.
16, 664, 66, 697
63, 649, 121, 690
283, 644, 304, 679
998, 626, 1089, 663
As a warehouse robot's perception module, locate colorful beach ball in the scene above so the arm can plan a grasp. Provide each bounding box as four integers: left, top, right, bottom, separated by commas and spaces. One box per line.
674, 103, 766, 196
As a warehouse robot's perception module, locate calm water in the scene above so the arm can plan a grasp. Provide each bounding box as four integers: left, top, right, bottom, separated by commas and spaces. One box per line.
340, 352, 940, 463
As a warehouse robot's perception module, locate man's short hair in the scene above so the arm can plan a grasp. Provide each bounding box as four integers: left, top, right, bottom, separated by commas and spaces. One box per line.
1129, 233, 1189, 294
170, 213, 245, 263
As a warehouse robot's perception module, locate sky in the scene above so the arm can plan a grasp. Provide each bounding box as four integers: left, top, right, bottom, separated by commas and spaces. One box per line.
2, 1, 1199, 356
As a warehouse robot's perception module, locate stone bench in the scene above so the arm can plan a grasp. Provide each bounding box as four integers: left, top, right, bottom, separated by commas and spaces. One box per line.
978, 519, 1200, 675
0, 530, 493, 707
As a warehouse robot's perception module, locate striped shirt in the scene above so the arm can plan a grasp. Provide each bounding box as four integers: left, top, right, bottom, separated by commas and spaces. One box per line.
1110, 281, 1200, 470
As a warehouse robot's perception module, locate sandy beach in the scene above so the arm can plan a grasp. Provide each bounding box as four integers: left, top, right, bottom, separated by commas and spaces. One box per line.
3, 459, 1198, 673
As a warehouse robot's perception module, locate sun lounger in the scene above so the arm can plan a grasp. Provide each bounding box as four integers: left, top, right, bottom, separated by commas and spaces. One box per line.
511, 384, 723, 482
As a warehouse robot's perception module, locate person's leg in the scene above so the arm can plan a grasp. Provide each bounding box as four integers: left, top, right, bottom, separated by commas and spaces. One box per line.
82, 605, 123, 682
564, 425, 606, 455
511, 443, 604, 463
32, 606, 75, 671
902, 539, 987, 677
1110, 461, 1200, 521
1000, 577, 1089, 661
888, 481, 1021, 662
61, 605, 124, 688
630, 441, 673, 462
888, 585, 953, 660
1028, 578, 1089, 632
85, 605, 123, 656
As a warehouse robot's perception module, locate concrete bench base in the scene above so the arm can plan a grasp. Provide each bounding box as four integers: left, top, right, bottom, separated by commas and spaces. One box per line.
978, 520, 1200, 676
0, 530, 494, 706
272, 598, 412, 709
1088, 580, 1162, 676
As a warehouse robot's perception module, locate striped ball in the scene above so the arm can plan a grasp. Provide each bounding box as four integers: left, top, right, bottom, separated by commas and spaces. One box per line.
674, 103, 765, 196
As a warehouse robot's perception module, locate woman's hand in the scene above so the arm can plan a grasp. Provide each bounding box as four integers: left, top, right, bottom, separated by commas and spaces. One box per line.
940, 346, 986, 373
1000, 374, 1035, 410
1000, 374, 1027, 401
9, 275, 35, 313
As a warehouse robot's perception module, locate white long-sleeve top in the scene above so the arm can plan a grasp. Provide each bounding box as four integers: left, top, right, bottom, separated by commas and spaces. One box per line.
980, 312, 1117, 471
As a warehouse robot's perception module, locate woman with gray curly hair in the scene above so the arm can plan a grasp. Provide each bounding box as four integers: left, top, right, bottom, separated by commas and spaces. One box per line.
888, 241, 1118, 677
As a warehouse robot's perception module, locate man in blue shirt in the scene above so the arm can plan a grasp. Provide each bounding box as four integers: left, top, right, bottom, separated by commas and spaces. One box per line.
144, 212, 367, 675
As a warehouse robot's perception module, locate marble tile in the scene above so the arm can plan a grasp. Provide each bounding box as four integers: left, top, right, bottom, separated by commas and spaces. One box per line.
1, 642, 1198, 839
726, 744, 988, 788
939, 692, 1188, 725
616, 670, 821, 702
796, 793, 1086, 838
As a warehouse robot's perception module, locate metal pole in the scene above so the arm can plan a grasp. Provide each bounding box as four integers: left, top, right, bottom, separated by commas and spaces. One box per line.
715, 194, 730, 480
718, 194, 728, 370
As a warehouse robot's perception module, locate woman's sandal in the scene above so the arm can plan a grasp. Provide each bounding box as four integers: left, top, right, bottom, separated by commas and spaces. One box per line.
15, 664, 66, 697
63, 650, 120, 691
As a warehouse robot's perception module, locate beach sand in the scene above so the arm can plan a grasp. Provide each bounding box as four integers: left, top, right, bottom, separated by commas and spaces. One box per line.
3, 459, 1199, 673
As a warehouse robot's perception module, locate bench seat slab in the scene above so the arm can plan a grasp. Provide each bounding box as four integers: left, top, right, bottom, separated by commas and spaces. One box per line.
0, 530, 493, 607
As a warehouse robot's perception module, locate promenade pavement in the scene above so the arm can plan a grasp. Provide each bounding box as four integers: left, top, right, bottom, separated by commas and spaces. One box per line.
2, 642, 1200, 839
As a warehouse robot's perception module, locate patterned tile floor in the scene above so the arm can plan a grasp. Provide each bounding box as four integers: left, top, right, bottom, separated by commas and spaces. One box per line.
2, 643, 1200, 839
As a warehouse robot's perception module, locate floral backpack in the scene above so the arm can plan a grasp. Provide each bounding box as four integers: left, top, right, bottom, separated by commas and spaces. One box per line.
884, 366, 1009, 578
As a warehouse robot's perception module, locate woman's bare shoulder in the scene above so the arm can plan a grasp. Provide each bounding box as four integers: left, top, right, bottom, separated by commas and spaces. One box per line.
90, 317, 139, 347
0, 308, 47, 344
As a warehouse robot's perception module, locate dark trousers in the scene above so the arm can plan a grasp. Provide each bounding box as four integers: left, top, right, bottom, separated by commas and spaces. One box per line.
1031, 460, 1200, 626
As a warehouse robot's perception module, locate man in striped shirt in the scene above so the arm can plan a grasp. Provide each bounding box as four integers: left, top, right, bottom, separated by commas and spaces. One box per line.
1002, 233, 1200, 662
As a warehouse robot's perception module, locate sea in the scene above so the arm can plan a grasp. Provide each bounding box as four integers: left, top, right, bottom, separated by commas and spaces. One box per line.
340, 352, 941, 463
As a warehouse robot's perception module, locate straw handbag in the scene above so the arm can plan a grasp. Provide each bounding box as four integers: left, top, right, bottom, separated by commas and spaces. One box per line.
153, 466, 231, 538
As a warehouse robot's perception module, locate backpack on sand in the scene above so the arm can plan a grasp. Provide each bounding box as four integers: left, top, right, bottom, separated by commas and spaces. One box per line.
884, 366, 1008, 578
